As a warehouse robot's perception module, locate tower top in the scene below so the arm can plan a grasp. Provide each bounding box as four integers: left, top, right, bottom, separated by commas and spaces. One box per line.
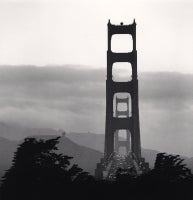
107, 19, 136, 39
107, 19, 136, 26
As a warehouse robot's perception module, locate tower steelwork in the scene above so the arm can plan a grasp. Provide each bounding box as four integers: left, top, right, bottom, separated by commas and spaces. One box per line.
95, 20, 149, 180
104, 19, 141, 160
114, 96, 130, 154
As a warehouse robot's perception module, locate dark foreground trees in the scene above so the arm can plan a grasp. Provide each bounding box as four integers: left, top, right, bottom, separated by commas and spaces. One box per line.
0, 137, 192, 200
150, 153, 192, 182
0, 137, 94, 200
115, 153, 193, 200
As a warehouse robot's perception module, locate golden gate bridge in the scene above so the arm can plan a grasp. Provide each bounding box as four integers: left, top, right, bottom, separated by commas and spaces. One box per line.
95, 20, 149, 180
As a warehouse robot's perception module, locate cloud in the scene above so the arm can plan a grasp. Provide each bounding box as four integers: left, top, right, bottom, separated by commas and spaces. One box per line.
139, 72, 193, 110
0, 66, 106, 135
0, 66, 193, 156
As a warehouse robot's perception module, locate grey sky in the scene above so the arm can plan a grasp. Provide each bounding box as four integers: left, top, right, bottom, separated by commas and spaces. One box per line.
0, 0, 193, 72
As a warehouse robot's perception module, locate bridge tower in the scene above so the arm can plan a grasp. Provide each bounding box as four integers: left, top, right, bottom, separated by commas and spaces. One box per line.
105, 19, 141, 160
95, 20, 148, 180
114, 96, 130, 155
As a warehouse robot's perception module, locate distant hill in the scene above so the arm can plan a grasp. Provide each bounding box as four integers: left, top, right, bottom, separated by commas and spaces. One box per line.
0, 122, 62, 141
0, 137, 18, 179
67, 132, 105, 152
185, 157, 193, 172
67, 132, 159, 168
67, 132, 193, 170
33, 135, 102, 174
0, 123, 192, 181
0, 134, 102, 179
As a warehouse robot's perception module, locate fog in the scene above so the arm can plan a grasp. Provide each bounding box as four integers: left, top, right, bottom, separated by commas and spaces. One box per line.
0, 66, 192, 157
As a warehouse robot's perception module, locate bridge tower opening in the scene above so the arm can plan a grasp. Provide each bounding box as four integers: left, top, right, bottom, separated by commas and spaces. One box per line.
114, 96, 131, 155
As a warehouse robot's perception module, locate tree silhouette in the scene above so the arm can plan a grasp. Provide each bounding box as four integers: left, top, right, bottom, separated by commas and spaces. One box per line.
1, 140, 192, 200
116, 167, 137, 183
0, 137, 93, 199
151, 153, 192, 183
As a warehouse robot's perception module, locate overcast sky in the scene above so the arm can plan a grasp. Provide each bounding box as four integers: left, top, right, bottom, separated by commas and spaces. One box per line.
0, 0, 193, 72
0, 0, 193, 157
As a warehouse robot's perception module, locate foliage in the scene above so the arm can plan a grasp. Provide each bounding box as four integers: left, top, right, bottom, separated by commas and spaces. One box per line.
0, 137, 93, 199
116, 167, 137, 182
151, 153, 192, 183
1, 138, 192, 200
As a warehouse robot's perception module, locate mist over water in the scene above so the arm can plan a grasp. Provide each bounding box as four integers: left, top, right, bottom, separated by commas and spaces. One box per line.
0, 66, 192, 157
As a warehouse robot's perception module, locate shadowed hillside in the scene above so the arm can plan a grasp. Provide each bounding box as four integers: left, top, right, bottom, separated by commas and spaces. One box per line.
0, 123, 192, 180
33, 135, 103, 174
0, 134, 102, 178
0, 137, 18, 179
185, 157, 193, 171
67, 132, 159, 167
67, 132, 193, 170
0, 122, 62, 141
